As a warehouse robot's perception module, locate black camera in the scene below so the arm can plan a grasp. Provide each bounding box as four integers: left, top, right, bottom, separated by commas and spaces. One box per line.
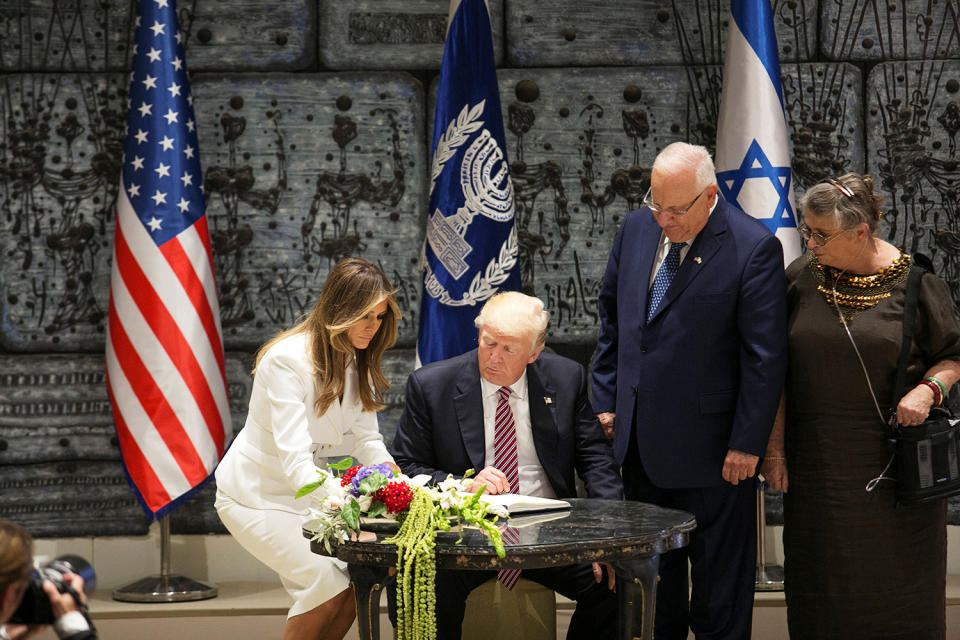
8, 554, 96, 625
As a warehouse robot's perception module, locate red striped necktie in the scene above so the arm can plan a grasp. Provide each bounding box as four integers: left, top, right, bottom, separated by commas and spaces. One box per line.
495, 386, 522, 590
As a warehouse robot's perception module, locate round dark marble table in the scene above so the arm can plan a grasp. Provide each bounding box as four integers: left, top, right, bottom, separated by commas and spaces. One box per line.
308, 498, 696, 640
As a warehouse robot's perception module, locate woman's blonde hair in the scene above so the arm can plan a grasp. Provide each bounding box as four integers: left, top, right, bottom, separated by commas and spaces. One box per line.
0, 520, 33, 597
474, 291, 549, 352
799, 172, 884, 235
255, 257, 400, 414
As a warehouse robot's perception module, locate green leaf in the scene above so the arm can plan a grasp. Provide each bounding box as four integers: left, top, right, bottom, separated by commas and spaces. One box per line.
295, 480, 323, 499
358, 472, 389, 495
367, 501, 387, 519
463, 468, 475, 478
327, 457, 355, 472
342, 499, 361, 530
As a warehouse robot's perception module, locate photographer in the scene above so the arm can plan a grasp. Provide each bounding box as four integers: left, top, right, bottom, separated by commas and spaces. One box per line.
0, 521, 96, 640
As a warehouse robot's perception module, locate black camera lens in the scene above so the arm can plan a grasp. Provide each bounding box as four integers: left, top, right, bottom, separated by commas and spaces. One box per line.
8, 554, 96, 625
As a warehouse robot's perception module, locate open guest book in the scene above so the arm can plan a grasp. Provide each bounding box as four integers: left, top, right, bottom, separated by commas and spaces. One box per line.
475, 493, 571, 515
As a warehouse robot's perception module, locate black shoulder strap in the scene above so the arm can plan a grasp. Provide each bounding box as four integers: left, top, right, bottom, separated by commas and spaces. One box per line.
891, 259, 930, 413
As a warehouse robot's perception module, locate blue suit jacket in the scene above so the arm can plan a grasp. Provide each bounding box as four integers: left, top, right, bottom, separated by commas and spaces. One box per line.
591, 197, 788, 488
391, 350, 623, 500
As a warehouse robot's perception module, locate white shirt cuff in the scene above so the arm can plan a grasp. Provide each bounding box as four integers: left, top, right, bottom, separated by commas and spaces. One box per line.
53, 610, 89, 638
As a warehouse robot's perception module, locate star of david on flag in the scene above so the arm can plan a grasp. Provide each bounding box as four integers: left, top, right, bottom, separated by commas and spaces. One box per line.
417, 0, 520, 366
105, 0, 229, 519
716, 0, 802, 264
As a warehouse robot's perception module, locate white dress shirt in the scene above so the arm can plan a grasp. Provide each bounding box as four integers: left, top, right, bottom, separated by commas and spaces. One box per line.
479, 373, 557, 499
648, 194, 719, 288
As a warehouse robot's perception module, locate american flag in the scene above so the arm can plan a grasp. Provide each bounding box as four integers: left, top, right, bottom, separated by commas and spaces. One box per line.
105, 0, 229, 519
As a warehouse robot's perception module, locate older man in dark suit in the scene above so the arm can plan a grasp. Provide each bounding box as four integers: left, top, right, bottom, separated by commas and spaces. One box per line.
391, 291, 623, 640
591, 142, 788, 640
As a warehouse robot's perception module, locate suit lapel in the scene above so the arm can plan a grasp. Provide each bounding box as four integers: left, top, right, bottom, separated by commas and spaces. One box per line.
648, 199, 729, 323
637, 213, 661, 328
337, 359, 360, 432
526, 361, 562, 492
453, 357, 486, 472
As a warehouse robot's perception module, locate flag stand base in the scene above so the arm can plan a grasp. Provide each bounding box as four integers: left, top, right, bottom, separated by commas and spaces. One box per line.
112, 574, 218, 602
754, 484, 785, 592
755, 563, 785, 591
112, 516, 218, 603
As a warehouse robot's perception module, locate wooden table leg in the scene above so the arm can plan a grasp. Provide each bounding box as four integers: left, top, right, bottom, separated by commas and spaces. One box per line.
347, 564, 393, 640
614, 555, 661, 640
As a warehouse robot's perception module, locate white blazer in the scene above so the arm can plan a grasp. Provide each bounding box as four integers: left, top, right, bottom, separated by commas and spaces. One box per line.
215, 332, 394, 514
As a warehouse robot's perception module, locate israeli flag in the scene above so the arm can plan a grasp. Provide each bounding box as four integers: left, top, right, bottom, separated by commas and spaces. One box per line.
715, 0, 802, 264
417, 0, 520, 366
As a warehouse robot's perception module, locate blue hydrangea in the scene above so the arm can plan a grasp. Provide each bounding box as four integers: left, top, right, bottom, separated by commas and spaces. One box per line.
348, 463, 394, 496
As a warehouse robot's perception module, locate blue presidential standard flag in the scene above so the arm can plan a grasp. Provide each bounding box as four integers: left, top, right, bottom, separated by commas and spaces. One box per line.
716, 0, 802, 264
417, 0, 521, 366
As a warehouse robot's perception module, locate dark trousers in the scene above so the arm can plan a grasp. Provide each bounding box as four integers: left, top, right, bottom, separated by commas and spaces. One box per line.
622, 448, 756, 640
388, 563, 617, 640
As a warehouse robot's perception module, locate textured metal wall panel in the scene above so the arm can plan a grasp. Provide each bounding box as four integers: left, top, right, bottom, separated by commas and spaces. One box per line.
821, 0, 960, 61
172, 348, 415, 535
0, 353, 250, 537
505, 0, 815, 67
866, 60, 960, 298
192, 72, 427, 350
0, 71, 427, 352
0, 0, 314, 73
0, 73, 126, 352
782, 62, 865, 192
318, 0, 505, 70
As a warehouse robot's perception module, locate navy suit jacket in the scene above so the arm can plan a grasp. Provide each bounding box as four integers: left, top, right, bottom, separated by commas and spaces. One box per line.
591, 197, 788, 488
391, 350, 623, 500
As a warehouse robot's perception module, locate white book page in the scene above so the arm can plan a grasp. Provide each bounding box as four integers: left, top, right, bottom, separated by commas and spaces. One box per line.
476, 493, 571, 514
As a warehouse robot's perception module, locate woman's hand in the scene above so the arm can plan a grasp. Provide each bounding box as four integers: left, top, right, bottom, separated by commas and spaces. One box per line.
760, 457, 788, 493
384, 461, 401, 475
897, 384, 936, 426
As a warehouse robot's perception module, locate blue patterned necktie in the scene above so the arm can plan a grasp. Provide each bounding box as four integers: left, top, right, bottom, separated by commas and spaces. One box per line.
646, 241, 686, 322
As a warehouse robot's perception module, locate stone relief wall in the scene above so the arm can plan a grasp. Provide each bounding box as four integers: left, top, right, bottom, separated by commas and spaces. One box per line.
1, 0, 959, 534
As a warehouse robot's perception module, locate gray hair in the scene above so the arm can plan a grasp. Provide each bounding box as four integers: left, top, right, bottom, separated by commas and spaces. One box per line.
652, 142, 717, 191
474, 291, 549, 352
799, 173, 884, 234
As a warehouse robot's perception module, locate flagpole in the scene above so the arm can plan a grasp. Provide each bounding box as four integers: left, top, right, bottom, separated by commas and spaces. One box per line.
113, 515, 218, 602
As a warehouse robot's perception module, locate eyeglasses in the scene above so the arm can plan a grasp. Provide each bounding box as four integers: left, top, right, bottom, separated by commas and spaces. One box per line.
798, 223, 849, 247
642, 186, 709, 217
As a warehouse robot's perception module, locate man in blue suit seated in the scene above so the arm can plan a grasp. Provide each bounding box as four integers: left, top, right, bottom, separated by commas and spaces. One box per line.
591, 142, 788, 640
391, 291, 623, 640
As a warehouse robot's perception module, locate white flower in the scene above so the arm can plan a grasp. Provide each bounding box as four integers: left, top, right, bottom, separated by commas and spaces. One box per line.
438, 493, 458, 510
357, 494, 373, 511
321, 494, 345, 510
486, 503, 509, 519
405, 474, 433, 487
322, 475, 347, 499
438, 475, 467, 493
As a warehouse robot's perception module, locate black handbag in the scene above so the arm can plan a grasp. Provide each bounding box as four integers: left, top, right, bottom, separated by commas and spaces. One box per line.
888, 260, 960, 506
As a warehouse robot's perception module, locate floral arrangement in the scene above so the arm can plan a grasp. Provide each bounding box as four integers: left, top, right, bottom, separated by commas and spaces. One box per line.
298, 459, 508, 640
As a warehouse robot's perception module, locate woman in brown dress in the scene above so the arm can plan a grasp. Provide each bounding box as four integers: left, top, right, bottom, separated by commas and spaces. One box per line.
761, 173, 960, 639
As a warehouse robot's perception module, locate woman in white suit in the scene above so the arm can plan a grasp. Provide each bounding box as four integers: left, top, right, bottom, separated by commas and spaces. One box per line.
215, 257, 400, 640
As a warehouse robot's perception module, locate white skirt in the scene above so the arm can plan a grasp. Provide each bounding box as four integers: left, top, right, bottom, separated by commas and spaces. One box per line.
214, 491, 351, 618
